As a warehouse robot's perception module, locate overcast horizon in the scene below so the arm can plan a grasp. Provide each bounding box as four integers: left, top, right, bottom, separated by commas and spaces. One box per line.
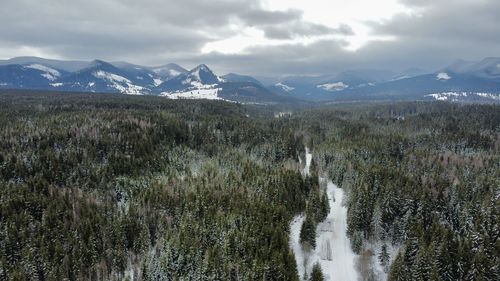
1, 0, 499, 76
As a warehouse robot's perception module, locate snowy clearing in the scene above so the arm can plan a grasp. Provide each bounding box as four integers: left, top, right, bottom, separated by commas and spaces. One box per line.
160, 88, 222, 100
426, 92, 500, 101
317, 82, 349, 92
275, 82, 295, 92
93, 71, 146, 95
25, 64, 61, 81
436, 72, 451, 81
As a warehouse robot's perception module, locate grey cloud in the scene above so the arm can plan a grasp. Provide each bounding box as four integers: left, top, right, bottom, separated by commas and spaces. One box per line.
0, 0, 498, 76
0, 0, 344, 64
185, 39, 353, 76
240, 9, 303, 25
263, 22, 354, 40
353, 0, 500, 71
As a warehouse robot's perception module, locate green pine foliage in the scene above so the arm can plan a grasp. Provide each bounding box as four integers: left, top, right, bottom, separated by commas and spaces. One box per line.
0, 92, 498, 280
309, 262, 324, 281
298, 102, 499, 280
0, 92, 306, 280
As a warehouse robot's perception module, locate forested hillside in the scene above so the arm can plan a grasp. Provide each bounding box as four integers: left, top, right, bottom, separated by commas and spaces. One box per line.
297, 103, 499, 280
0, 92, 310, 280
0, 91, 498, 280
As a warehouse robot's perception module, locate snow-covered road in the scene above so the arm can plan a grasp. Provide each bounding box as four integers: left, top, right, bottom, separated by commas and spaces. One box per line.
289, 148, 359, 280
312, 181, 359, 281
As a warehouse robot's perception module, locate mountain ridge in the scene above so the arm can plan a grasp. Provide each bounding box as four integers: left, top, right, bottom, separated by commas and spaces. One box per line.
0, 57, 290, 104
1, 56, 499, 103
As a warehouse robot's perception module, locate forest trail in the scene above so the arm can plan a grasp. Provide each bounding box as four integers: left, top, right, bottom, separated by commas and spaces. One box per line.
289, 148, 359, 280
313, 181, 359, 281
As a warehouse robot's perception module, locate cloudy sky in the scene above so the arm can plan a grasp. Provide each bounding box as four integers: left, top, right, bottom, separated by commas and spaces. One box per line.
1, 0, 499, 75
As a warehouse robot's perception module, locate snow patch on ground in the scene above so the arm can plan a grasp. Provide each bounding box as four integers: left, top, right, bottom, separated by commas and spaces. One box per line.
153, 78, 163, 86
93, 70, 146, 95
152, 67, 183, 78
426, 92, 500, 101
317, 82, 349, 91
25, 64, 61, 81
290, 215, 306, 279
274, 111, 292, 118
160, 88, 222, 100
358, 240, 401, 281
436, 72, 451, 80
169, 69, 182, 77
290, 148, 313, 280
94, 70, 130, 83
275, 82, 295, 92
303, 147, 312, 177
476, 92, 500, 100
392, 75, 409, 81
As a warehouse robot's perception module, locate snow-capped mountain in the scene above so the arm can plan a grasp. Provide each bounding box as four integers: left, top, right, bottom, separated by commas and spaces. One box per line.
55, 60, 152, 95
269, 70, 396, 100
442, 57, 500, 79
0, 63, 68, 89
0, 56, 89, 72
156, 65, 290, 103
158, 64, 221, 92
1, 56, 499, 103
0, 57, 291, 103
266, 59, 500, 102
157, 64, 223, 99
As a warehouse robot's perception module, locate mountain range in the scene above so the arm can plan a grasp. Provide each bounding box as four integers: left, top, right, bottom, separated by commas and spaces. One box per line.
1, 56, 499, 103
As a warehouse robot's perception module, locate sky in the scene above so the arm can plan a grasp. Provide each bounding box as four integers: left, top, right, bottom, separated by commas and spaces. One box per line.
1, 0, 499, 76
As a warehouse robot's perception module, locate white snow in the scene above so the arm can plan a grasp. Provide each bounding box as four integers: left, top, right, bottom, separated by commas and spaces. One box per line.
153, 78, 163, 86
291, 148, 359, 281
426, 92, 500, 101
94, 70, 130, 83
436, 72, 451, 80
290, 148, 313, 280
303, 147, 312, 177
160, 88, 222, 100
360, 240, 401, 281
50, 83, 63, 87
152, 67, 182, 78
290, 215, 306, 279
476, 92, 500, 101
392, 75, 409, 81
93, 70, 146, 95
308, 181, 359, 281
25, 64, 61, 81
275, 82, 295, 92
169, 69, 182, 77
317, 82, 349, 91
274, 111, 292, 118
